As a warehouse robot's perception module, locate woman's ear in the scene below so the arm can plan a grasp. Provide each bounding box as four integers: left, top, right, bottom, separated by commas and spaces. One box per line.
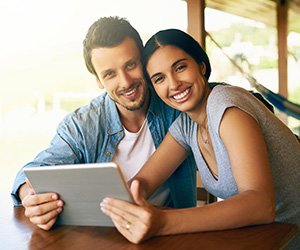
95, 76, 105, 89
200, 62, 206, 76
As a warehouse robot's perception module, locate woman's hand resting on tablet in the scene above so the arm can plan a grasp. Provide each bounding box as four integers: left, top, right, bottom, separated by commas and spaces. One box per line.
100, 180, 163, 244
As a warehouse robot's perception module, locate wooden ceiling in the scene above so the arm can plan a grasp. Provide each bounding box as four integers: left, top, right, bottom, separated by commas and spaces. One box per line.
201, 0, 300, 33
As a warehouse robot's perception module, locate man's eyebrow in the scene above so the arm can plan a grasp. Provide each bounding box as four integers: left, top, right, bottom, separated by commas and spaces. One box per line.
150, 58, 188, 80
100, 69, 112, 76
125, 56, 140, 63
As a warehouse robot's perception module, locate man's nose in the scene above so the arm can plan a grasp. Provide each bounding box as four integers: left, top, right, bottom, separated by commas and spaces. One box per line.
119, 71, 132, 88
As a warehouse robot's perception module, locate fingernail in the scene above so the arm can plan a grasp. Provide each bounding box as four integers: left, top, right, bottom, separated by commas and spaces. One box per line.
101, 198, 109, 205
100, 206, 106, 213
52, 194, 58, 200
57, 201, 63, 207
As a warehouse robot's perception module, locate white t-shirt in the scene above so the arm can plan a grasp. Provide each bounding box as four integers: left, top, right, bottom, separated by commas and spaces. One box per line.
111, 119, 170, 206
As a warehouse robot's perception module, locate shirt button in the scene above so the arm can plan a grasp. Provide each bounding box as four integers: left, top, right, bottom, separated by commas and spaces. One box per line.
117, 132, 122, 136
106, 152, 111, 156
108, 130, 112, 134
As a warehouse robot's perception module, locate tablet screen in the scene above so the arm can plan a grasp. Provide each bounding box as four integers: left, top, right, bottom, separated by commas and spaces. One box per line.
23, 162, 133, 227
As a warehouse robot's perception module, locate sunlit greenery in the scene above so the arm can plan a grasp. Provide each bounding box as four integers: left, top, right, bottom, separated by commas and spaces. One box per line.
209, 23, 276, 47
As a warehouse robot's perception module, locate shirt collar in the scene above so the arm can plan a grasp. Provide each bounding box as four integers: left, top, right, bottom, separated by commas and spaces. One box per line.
105, 93, 123, 134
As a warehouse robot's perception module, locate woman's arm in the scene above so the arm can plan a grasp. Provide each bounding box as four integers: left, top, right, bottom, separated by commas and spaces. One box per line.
101, 108, 276, 243
131, 131, 190, 199
220, 107, 276, 224
158, 107, 276, 235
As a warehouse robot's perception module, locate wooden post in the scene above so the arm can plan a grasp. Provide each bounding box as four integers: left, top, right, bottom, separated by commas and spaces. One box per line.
277, 1, 288, 98
186, 0, 206, 50
186, 0, 208, 196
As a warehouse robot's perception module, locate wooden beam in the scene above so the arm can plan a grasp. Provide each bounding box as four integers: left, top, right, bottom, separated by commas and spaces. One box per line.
186, 0, 206, 189
277, 1, 288, 98
186, 0, 206, 50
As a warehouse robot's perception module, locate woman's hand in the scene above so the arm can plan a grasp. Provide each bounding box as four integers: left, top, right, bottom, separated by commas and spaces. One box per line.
100, 180, 163, 244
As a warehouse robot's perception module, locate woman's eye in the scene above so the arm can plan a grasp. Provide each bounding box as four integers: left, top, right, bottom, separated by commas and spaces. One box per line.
175, 65, 186, 72
153, 76, 164, 84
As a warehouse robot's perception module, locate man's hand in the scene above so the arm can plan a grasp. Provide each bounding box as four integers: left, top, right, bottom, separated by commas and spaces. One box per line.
19, 179, 64, 230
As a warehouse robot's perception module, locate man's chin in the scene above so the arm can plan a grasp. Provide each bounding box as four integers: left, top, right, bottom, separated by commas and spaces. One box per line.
122, 100, 145, 111
114, 88, 148, 111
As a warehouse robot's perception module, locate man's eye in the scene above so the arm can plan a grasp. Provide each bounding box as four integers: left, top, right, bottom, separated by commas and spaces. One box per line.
127, 61, 136, 69
104, 71, 114, 79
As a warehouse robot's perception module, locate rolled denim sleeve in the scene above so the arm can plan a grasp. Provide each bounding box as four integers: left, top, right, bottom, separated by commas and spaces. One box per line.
10, 129, 83, 206
10, 93, 115, 206
11, 171, 26, 206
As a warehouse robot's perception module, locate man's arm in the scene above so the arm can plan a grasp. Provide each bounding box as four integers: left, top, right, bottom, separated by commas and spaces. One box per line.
11, 131, 82, 205
11, 126, 83, 230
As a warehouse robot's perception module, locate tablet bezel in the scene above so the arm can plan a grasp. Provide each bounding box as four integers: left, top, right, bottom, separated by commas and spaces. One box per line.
23, 162, 133, 227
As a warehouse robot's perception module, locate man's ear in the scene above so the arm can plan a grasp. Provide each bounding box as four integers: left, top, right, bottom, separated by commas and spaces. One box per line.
200, 62, 206, 76
95, 76, 105, 89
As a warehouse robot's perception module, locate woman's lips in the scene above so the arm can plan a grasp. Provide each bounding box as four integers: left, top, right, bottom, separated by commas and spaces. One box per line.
172, 87, 191, 102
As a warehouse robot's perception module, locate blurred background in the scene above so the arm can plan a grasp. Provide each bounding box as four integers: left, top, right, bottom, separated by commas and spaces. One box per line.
1, 0, 299, 193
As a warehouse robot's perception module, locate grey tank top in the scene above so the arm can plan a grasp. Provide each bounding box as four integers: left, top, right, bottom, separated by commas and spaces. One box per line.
169, 85, 300, 249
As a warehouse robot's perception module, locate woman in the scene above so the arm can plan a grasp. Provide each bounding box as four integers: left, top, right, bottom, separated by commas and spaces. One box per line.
100, 29, 300, 248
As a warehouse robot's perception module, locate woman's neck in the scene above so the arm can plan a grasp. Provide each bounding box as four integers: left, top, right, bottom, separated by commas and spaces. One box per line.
186, 85, 211, 126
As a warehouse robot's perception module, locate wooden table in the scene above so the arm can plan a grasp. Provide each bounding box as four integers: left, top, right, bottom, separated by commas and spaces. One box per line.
1, 193, 298, 250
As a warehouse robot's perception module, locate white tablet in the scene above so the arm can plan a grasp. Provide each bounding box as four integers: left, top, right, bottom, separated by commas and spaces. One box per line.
23, 162, 133, 227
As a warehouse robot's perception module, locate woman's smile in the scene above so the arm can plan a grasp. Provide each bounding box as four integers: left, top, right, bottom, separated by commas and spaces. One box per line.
171, 86, 192, 102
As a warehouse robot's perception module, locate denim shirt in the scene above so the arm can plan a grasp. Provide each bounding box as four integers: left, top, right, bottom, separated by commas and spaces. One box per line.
11, 87, 197, 208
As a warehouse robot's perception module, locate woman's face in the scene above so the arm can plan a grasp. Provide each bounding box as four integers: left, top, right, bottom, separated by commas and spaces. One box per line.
146, 45, 209, 113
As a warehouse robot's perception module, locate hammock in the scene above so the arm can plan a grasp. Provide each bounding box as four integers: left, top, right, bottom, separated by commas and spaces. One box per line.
206, 32, 300, 120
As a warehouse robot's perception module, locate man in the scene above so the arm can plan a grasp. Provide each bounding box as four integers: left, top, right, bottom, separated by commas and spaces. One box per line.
11, 16, 197, 230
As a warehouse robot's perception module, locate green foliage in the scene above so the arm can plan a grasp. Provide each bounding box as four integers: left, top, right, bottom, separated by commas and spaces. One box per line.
289, 86, 300, 105
259, 58, 278, 69
209, 23, 276, 47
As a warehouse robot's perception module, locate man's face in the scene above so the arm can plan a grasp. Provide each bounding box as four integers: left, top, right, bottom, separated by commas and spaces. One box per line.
91, 37, 148, 111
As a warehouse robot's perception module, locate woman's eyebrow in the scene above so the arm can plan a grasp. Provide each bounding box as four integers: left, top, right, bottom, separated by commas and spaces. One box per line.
150, 72, 161, 80
172, 58, 187, 68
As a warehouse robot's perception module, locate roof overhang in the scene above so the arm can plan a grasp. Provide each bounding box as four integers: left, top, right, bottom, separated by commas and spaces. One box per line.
186, 0, 300, 33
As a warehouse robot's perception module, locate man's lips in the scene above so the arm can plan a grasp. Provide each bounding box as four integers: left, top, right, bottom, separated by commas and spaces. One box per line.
121, 85, 139, 98
172, 87, 191, 100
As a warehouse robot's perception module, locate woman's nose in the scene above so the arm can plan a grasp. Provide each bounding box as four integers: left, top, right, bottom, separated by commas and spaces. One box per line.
169, 75, 182, 90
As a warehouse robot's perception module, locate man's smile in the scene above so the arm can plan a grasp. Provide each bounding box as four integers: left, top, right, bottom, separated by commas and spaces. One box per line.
122, 85, 138, 97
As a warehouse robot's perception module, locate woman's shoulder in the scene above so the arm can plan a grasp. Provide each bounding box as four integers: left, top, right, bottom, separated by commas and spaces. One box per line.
209, 84, 250, 101
207, 84, 256, 129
